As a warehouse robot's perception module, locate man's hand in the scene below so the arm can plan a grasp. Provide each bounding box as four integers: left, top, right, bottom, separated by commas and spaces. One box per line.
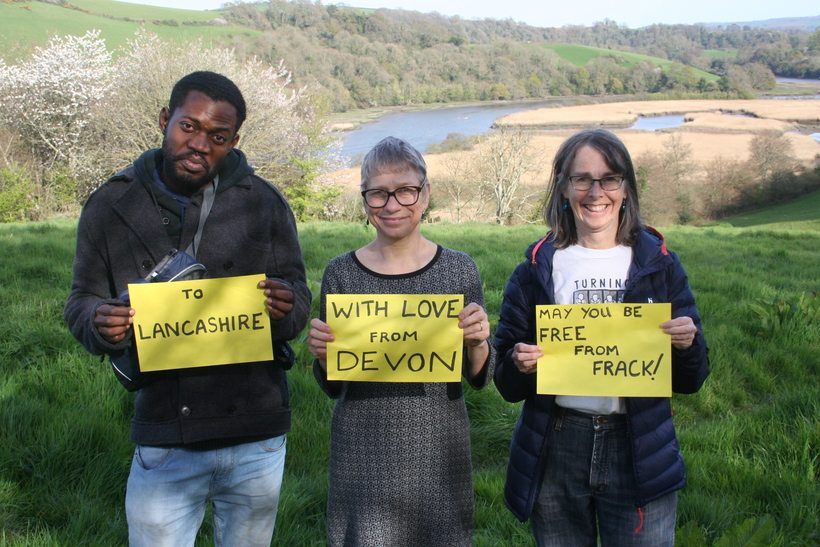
259, 279, 295, 320
94, 304, 135, 344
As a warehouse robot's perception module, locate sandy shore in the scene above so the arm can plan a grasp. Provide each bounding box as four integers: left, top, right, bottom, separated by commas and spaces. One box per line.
495, 99, 820, 128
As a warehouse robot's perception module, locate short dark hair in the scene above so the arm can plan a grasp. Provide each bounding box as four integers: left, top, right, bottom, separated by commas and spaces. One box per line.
360, 136, 428, 189
544, 129, 643, 248
168, 71, 246, 131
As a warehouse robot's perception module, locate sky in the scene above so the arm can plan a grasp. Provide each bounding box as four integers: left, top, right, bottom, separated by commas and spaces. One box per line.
128, 0, 817, 29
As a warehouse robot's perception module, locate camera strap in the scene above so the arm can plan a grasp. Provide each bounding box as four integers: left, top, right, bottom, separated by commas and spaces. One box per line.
185, 175, 218, 258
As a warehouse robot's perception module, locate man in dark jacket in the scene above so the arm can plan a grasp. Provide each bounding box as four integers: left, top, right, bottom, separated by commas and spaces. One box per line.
64, 71, 311, 546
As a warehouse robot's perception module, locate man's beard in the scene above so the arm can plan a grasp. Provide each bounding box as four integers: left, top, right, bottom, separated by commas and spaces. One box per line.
160, 137, 221, 195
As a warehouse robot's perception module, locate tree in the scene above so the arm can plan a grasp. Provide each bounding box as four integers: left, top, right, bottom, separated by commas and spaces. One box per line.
748, 131, 795, 181
807, 29, 820, 51
699, 156, 749, 219
0, 30, 113, 180
94, 29, 341, 210
473, 128, 542, 225
436, 151, 488, 223
747, 130, 796, 202
662, 134, 695, 224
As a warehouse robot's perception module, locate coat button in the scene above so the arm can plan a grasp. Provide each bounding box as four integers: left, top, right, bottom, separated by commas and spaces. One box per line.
142, 260, 153, 271
227, 405, 237, 415
223, 261, 234, 271
180, 406, 191, 416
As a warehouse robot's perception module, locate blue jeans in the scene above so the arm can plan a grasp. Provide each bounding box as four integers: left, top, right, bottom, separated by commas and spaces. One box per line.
530, 408, 676, 547
125, 435, 286, 547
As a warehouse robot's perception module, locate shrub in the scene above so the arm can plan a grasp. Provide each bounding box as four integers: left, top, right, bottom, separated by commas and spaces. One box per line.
748, 292, 820, 333
0, 165, 37, 222
426, 132, 476, 154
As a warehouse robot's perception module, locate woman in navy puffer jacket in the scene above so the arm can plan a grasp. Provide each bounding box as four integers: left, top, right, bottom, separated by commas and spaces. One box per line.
494, 129, 709, 546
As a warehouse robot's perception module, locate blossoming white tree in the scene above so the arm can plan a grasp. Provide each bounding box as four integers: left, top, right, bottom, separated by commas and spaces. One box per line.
0, 28, 341, 219
0, 30, 113, 178
96, 28, 342, 218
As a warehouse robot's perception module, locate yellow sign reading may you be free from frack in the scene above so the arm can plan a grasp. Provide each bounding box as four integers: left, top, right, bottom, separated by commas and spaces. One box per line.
129, 274, 273, 372
535, 303, 671, 397
326, 294, 464, 382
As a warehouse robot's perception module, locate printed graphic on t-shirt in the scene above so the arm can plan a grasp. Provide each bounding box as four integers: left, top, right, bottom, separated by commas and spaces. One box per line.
572, 278, 625, 305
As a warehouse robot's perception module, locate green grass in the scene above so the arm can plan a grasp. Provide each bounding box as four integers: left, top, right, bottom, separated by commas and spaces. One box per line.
541, 42, 719, 81
714, 190, 820, 230
703, 49, 738, 60
1, 205, 819, 545
0, 0, 263, 59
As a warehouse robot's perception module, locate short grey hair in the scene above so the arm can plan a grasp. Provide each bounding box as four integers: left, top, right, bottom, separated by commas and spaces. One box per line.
360, 136, 428, 189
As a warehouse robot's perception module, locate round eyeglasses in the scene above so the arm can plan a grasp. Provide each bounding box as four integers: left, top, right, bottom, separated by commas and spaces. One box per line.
361, 184, 426, 208
568, 175, 625, 191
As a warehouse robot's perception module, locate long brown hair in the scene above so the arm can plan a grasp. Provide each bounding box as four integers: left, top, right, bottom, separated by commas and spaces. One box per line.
544, 129, 643, 248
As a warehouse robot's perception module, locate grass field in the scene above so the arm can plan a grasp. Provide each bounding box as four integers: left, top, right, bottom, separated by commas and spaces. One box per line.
1, 195, 819, 545
0, 0, 261, 58
540, 43, 718, 82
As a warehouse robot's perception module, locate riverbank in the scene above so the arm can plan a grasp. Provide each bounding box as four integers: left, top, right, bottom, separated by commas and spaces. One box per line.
494, 99, 820, 129
326, 80, 820, 134
326, 97, 573, 133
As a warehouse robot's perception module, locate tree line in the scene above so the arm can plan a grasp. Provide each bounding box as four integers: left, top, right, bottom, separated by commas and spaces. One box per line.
218, 1, 819, 111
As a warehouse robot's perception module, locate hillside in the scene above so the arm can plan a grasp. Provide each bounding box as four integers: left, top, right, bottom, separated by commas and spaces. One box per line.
718, 189, 820, 230
701, 15, 820, 31
0, 0, 260, 57
540, 43, 718, 81
2, 0, 818, 113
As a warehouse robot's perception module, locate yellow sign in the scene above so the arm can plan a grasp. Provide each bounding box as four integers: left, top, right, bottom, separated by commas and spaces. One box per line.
129, 274, 273, 371
326, 294, 464, 382
535, 303, 671, 397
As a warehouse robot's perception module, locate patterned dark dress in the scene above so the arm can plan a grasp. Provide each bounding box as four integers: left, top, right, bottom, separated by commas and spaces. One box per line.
314, 246, 495, 547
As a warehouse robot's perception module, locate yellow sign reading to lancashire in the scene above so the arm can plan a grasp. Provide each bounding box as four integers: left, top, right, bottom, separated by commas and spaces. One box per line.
535, 303, 671, 397
326, 294, 464, 382
129, 274, 272, 371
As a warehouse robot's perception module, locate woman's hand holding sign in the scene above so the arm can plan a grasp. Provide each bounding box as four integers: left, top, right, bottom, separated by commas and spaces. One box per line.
661, 316, 697, 350
307, 318, 334, 371
459, 302, 491, 381
459, 302, 490, 347
511, 343, 543, 375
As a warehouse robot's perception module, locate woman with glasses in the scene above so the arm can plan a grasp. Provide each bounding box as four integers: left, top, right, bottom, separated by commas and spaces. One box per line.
307, 136, 495, 546
494, 129, 709, 546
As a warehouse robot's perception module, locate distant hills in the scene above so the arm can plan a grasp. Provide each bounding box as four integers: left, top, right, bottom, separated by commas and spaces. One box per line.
701, 15, 820, 31
2, 0, 818, 113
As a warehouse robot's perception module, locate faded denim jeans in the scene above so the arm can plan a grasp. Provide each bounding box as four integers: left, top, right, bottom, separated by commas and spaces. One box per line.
126, 434, 286, 547
530, 408, 676, 547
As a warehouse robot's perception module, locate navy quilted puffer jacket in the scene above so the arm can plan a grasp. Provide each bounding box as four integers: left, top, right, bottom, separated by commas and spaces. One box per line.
494, 228, 709, 522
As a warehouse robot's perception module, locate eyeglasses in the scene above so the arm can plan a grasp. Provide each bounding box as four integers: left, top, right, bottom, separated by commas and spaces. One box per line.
568, 175, 625, 191
361, 184, 426, 208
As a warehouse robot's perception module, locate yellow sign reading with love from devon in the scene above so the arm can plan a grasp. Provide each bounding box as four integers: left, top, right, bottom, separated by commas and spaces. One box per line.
535, 303, 671, 397
326, 294, 464, 382
129, 274, 272, 371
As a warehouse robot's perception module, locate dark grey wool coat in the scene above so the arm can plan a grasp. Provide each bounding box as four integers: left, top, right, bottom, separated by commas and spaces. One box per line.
64, 148, 311, 446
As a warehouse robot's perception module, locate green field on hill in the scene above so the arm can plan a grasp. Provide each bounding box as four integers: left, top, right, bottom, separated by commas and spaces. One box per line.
0, 0, 260, 57
540, 43, 719, 81
717, 189, 820, 230
1, 189, 818, 544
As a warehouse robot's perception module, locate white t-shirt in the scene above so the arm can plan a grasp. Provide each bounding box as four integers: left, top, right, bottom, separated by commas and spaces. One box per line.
552, 244, 632, 415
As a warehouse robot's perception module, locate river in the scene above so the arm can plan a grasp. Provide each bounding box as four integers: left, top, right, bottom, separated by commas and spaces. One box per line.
334, 78, 820, 162
336, 98, 572, 160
